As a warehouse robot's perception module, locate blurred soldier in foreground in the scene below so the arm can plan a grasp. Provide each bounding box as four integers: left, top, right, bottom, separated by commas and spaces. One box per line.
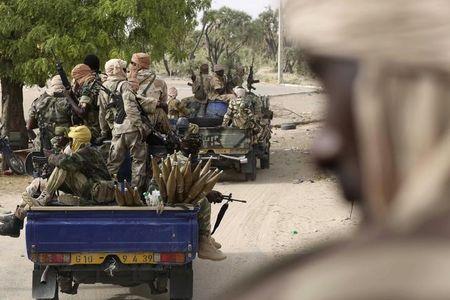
104, 59, 149, 192
27, 75, 72, 151
0, 126, 113, 237
129, 52, 170, 134
226, 1, 450, 299
167, 87, 188, 119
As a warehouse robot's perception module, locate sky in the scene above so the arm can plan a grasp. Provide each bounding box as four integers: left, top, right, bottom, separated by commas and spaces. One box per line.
211, 0, 278, 18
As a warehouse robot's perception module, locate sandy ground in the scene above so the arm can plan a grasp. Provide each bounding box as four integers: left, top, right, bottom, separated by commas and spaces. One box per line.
0, 85, 359, 300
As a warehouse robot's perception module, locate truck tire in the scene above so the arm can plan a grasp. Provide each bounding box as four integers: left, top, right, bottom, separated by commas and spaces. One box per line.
260, 154, 270, 169
6, 153, 26, 175
244, 151, 257, 181
170, 263, 193, 300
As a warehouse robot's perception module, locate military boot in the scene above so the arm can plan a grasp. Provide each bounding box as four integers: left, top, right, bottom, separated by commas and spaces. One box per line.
198, 235, 226, 261
0, 214, 23, 238
210, 237, 222, 249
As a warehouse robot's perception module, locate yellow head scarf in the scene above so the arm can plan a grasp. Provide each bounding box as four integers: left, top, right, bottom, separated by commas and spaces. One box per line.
68, 126, 91, 152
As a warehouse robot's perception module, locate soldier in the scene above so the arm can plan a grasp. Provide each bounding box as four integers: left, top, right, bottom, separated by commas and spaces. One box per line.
227, 65, 245, 92
222, 87, 256, 130
183, 63, 211, 117
226, 1, 450, 299
167, 87, 188, 119
70, 63, 101, 141
27, 75, 72, 152
103, 58, 149, 193
129, 52, 170, 134
209, 64, 235, 103
0, 126, 114, 237
83, 54, 100, 74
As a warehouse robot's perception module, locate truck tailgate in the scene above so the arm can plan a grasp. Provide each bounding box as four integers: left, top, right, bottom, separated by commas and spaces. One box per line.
199, 127, 251, 154
26, 207, 198, 260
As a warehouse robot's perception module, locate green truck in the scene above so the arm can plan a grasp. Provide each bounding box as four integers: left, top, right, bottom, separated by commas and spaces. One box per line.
196, 94, 272, 181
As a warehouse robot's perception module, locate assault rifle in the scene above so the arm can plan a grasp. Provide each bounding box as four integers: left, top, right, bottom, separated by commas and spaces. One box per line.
51, 50, 85, 122
247, 57, 260, 92
90, 78, 127, 125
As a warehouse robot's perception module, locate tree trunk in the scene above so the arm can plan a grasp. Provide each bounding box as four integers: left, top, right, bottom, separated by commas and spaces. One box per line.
1, 77, 28, 149
163, 56, 171, 76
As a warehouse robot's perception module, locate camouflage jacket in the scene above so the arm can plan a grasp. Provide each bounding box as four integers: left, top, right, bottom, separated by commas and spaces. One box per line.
222, 96, 256, 129
29, 92, 72, 150
50, 145, 111, 198
208, 74, 226, 100
78, 80, 101, 140
191, 73, 211, 102
135, 69, 170, 133
168, 97, 189, 119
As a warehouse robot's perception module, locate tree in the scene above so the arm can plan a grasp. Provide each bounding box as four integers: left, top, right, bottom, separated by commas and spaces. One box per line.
202, 7, 253, 68
0, 0, 209, 148
253, 7, 278, 60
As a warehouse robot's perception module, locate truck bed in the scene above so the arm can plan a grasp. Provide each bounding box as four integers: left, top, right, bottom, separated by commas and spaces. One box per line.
26, 206, 198, 264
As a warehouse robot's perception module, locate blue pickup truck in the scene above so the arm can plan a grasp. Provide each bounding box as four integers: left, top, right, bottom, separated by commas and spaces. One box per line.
26, 206, 198, 300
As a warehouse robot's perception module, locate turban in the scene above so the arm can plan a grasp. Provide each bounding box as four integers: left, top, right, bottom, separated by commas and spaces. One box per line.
131, 53, 150, 70
168, 87, 178, 98
233, 87, 246, 98
71, 64, 95, 85
68, 125, 92, 152
47, 75, 65, 95
104, 59, 127, 80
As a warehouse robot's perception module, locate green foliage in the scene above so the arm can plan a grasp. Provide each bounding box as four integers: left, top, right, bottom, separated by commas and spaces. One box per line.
0, 0, 210, 86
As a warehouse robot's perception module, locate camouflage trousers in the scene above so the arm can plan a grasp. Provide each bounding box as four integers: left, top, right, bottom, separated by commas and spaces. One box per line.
108, 131, 147, 190
198, 198, 212, 237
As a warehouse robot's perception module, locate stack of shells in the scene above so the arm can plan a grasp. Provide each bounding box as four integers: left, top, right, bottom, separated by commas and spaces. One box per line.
114, 178, 143, 206
151, 153, 222, 205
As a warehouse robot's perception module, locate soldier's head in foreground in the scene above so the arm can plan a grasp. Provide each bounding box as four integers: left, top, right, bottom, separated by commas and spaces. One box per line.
213, 64, 225, 77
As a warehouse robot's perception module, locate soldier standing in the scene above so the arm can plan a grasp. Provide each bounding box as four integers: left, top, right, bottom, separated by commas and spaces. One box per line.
27, 75, 72, 152
209, 64, 235, 103
103, 59, 148, 192
129, 52, 170, 134
70, 64, 101, 141
183, 63, 211, 117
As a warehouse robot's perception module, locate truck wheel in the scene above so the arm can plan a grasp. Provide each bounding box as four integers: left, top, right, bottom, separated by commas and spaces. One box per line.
6, 153, 26, 175
260, 155, 270, 169
244, 151, 257, 181
36, 282, 59, 300
170, 263, 193, 300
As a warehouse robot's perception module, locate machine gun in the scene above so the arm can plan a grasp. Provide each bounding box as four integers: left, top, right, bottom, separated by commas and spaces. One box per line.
210, 193, 247, 235
246, 57, 260, 92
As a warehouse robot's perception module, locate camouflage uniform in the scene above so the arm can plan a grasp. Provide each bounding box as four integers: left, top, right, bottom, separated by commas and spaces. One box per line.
208, 73, 235, 102
106, 78, 148, 190
28, 92, 72, 151
222, 93, 256, 130
168, 97, 189, 119
136, 69, 170, 134
78, 81, 101, 141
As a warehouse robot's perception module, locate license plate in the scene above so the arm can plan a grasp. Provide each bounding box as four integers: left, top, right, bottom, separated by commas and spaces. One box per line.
71, 252, 156, 265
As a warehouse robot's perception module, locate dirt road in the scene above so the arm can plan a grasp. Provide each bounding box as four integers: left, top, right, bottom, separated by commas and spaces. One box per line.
0, 91, 359, 300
